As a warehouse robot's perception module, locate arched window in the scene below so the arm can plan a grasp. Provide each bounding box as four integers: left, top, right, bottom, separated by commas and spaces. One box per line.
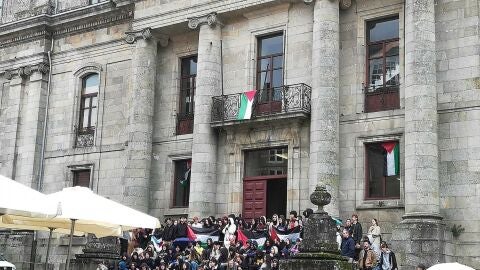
76, 74, 99, 147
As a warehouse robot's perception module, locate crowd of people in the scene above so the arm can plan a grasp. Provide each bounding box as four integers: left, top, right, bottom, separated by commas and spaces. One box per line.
119, 211, 306, 270
339, 214, 399, 270
115, 211, 403, 270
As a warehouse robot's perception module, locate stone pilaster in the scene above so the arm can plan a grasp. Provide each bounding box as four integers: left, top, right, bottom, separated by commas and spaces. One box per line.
391, 0, 444, 268
308, 0, 340, 218
123, 28, 157, 213
0, 76, 24, 179
13, 66, 49, 189
188, 13, 222, 217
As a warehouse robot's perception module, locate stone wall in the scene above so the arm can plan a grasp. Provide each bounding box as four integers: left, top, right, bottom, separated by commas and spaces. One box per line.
0, 0, 478, 268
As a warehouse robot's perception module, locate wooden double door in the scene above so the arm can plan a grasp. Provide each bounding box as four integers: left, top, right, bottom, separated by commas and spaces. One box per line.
242, 177, 287, 220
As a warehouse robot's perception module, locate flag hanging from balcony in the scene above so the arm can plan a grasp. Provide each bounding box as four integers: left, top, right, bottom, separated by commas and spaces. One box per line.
382, 142, 399, 176
237, 90, 257, 120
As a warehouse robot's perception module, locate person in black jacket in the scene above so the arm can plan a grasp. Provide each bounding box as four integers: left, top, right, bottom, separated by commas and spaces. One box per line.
162, 218, 176, 242
340, 229, 355, 262
351, 214, 363, 260
379, 242, 398, 270
175, 216, 188, 238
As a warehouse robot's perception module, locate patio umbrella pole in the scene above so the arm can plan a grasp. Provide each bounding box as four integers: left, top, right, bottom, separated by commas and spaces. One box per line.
45, 227, 53, 270
65, 219, 76, 270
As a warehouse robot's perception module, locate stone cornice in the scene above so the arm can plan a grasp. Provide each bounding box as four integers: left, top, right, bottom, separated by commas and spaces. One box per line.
187, 12, 222, 30
124, 27, 152, 44
3, 61, 50, 80
0, 2, 134, 48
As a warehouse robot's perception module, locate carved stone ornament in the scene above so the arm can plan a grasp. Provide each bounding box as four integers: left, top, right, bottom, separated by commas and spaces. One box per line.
3, 61, 50, 80
124, 28, 153, 44
188, 12, 221, 30
310, 184, 332, 213
339, 0, 352, 9
302, 0, 351, 9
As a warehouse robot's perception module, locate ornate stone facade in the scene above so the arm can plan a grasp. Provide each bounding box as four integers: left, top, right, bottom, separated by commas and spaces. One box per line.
0, 0, 478, 269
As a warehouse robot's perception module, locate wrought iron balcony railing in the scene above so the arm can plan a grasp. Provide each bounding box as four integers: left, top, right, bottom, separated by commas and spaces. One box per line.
364, 84, 400, 113
75, 127, 95, 148
211, 83, 311, 123
176, 113, 194, 135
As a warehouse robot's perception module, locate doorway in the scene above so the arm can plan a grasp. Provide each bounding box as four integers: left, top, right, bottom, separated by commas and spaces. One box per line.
242, 147, 288, 220
266, 178, 287, 218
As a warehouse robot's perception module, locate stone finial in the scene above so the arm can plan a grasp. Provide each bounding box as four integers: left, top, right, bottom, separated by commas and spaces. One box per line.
188, 12, 221, 29
310, 184, 332, 213
124, 28, 152, 44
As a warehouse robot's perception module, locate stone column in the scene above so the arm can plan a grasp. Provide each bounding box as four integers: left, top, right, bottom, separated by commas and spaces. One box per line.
123, 28, 157, 213
188, 13, 222, 217
391, 0, 444, 268
13, 63, 50, 189
308, 0, 340, 218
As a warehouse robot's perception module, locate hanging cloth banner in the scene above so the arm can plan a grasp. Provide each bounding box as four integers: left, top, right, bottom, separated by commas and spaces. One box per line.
382, 142, 399, 176
237, 90, 257, 120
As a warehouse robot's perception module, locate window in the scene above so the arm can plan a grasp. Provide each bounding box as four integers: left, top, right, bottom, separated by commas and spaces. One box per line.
76, 74, 98, 147
73, 170, 90, 187
365, 17, 400, 112
176, 56, 197, 135
365, 141, 400, 199
256, 33, 284, 114
172, 159, 191, 207
245, 147, 288, 177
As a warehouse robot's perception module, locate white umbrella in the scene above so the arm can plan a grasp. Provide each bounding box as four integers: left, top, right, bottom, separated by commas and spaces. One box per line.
428, 263, 476, 270
0, 174, 58, 218
0, 174, 61, 270
46, 186, 160, 270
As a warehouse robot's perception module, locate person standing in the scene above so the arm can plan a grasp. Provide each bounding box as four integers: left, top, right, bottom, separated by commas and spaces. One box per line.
351, 214, 363, 260
358, 240, 377, 270
367, 218, 381, 256
378, 242, 398, 270
340, 229, 355, 262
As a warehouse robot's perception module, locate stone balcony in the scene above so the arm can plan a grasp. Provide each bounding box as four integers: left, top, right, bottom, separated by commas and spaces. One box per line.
211, 83, 311, 128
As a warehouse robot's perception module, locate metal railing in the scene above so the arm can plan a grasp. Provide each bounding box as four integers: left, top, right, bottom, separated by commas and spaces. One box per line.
211, 83, 312, 123
176, 113, 194, 135
75, 127, 95, 148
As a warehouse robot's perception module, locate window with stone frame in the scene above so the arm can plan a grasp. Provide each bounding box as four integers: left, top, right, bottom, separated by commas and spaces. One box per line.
365, 16, 400, 113
76, 73, 98, 147
365, 141, 400, 199
73, 169, 90, 188
256, 33, 284, 115
172, 159, 191, 208
176, 56, 197, 135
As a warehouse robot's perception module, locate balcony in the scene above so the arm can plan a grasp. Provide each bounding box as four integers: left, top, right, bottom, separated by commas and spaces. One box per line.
176, 113, 194, 135
364, 85, 400, 113
211, 83, 311, 127
75, 127, 95, 148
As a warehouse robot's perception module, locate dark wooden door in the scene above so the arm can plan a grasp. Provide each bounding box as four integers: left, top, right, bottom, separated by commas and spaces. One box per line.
242, 180, 267, 220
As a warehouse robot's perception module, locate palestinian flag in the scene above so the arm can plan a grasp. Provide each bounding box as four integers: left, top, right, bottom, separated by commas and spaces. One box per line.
270, 226, 301, 243
237, 90, 256, 120
187, 226, 220, 243
237, 229, 269, 249
382, 142, 399, 176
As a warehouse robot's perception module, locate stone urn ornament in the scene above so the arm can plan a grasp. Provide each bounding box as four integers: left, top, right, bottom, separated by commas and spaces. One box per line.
310, 184, 331, 214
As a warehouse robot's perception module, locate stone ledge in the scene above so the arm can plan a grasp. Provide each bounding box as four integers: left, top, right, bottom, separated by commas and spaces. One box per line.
356, 199, 404, 210
45, 143, 125, 159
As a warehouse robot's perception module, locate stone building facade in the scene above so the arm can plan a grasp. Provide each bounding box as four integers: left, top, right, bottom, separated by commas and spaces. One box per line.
0, 0, 478, 269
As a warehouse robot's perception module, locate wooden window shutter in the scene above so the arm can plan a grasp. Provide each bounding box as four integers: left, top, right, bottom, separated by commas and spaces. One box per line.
74, 170, 91, 187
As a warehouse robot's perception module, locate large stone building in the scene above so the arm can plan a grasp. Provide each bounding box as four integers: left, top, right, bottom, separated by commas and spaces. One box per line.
0, 0, 479, 269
